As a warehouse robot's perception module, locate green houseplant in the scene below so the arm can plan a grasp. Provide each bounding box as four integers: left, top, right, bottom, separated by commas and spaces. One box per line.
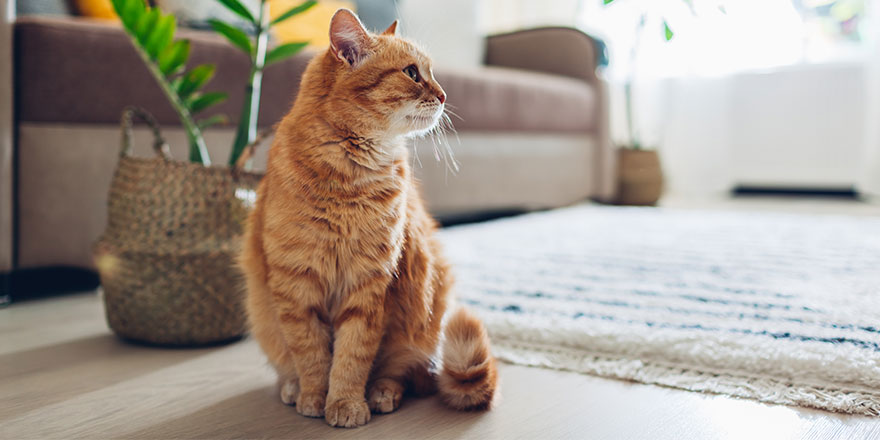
602, 0, 725, 205
97, 0, 314, 346
110, 0, 315, 166
209, 0, 316, 166
111, 0, 229, 164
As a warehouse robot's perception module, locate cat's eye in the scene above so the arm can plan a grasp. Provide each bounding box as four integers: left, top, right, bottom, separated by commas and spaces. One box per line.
403, 65, 420, 82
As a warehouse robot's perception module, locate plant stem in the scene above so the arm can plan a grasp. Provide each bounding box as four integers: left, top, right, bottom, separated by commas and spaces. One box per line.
229, 1, 269, 166
128, 30, 211, 165
625, 13, 647, 151
624, 81, 637, 150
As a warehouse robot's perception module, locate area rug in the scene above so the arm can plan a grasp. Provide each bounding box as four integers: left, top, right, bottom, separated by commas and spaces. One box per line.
439, 205, 880, 416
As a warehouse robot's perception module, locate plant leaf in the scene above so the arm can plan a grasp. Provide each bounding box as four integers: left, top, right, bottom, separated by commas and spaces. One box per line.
158, 39, 190, 76
603, 0, 615, 4
134, 7, 160, 44
209, 19, 253, 55
145, 13, 176, 59
271, 0, 317, 26
682, 0, 696, 15
215, 0, 256, 24
110, 0, 130, 28
178, 64, 216, 99
265, 42, 308, 66
718, 5, 727, 14
110, 0, 127, 25
112, 0, 146, 30
663, 20, 674, 41
188, 91, 228, 113
197, 114, 229, 130
112, 0, 211, 165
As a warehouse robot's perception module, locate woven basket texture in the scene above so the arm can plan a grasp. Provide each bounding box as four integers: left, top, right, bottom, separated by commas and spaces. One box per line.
95, 107, 262, 346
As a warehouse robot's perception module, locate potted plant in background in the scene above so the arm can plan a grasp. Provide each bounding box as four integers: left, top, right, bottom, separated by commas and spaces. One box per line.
108, 0, 316, 166
209, 0, 316, 165
603, 0, 724, 206
110, 0, 228, 164
94, 0, 313, 346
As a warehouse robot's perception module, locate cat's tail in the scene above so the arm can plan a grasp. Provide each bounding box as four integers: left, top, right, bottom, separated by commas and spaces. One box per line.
438, 307, 498, 411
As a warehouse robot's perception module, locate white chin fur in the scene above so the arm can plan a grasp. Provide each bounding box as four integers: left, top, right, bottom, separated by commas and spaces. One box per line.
403, 113, 441, 138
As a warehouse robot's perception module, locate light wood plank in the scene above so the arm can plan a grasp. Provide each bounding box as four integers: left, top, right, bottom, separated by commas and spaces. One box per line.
2, 292, 879, 439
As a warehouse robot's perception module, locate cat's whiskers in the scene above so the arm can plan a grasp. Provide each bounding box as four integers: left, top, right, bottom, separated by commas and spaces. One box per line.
442, 103, 464, 122
430, 108, 460, 174
427, 126, 442, 162
411, 138, 424, 169
395, 102, 459, 174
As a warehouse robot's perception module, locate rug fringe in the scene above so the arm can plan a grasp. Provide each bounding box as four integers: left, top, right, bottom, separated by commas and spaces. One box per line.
493, 339, 880, 417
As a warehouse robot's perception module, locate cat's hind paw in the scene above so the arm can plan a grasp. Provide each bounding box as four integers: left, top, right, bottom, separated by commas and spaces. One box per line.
280, 379, 299, 406
367, 378, 404, 414
296, 392, 326, 418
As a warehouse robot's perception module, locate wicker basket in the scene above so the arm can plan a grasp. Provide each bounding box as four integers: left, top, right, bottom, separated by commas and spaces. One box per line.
94, 107, 262, 346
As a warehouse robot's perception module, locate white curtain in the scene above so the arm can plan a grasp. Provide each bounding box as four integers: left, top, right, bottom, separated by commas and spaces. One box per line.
483, 0, 879, 197
478, 0, 581, 35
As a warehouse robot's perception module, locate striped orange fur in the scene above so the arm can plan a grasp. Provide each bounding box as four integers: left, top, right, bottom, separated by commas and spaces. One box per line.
239, 9, 497, 428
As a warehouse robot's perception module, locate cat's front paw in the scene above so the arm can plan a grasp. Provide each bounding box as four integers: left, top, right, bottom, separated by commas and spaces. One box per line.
367, 378, 404, 414
325, 398, 370, 428
295, 392, 326, 418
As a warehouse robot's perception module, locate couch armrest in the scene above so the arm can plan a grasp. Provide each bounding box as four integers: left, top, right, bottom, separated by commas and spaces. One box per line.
485, 27, 615, 202
485, 27, 604, 85
1, 0, 14, 274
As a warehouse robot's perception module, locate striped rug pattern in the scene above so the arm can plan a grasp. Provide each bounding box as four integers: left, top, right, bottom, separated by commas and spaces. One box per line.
440, 206, 880, 415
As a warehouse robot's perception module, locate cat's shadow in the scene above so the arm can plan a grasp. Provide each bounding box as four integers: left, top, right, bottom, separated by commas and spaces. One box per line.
127, 386, 484, 439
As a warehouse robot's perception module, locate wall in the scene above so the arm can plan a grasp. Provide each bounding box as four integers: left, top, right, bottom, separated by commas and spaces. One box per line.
727, 62, 865, 190
859, 12, 880, 200
620, 62, 868, 196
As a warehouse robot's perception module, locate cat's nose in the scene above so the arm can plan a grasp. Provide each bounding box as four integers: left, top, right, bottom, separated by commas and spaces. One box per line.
437, 91, 446, 104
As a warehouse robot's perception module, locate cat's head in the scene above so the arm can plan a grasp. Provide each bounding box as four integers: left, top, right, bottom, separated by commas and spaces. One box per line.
322, 9, 447, 139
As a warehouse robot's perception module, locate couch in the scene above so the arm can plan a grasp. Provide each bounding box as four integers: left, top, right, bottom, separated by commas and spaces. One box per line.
0, 7, 613, 275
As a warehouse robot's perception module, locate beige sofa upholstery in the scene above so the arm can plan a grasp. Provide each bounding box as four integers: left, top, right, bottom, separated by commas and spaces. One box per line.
484, 27, 614, 200
4, 16, 613, 272
0, 1, 13, 278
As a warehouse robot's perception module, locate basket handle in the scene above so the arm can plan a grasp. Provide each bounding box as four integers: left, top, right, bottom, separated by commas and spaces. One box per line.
232, 129, 271, 174
119, 106, 172, 160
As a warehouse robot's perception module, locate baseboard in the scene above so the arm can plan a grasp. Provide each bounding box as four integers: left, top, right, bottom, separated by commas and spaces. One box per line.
437, 208, 530, 227
2, 266, 99, 304
733, 186, 858, 198
0, 271, 9, 307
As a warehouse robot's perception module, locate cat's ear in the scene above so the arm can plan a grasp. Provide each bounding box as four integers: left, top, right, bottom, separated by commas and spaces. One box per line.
329, 9, 371, 68
382, 20, 398, 36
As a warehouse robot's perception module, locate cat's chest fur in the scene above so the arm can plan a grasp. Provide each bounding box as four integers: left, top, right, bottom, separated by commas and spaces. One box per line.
264, 152, 410, 304
329, 175, 408, 271
317, 172, 409, 310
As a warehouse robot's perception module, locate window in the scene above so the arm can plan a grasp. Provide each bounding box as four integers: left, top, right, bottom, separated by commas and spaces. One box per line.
481, 0, 874, 79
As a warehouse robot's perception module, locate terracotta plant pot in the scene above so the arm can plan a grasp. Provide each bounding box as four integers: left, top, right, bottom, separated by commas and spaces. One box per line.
615, 148, 663, 206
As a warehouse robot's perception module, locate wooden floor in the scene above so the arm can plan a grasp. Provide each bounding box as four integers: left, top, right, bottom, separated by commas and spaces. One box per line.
3, 197, 880, 439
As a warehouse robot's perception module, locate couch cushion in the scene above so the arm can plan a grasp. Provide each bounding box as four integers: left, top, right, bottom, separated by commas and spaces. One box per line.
437, 67, 596, 134
16, 16, 596, 134
15, 16, 312, 128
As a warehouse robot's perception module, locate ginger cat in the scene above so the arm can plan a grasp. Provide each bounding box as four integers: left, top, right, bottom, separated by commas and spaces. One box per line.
239, 9, 498, 428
